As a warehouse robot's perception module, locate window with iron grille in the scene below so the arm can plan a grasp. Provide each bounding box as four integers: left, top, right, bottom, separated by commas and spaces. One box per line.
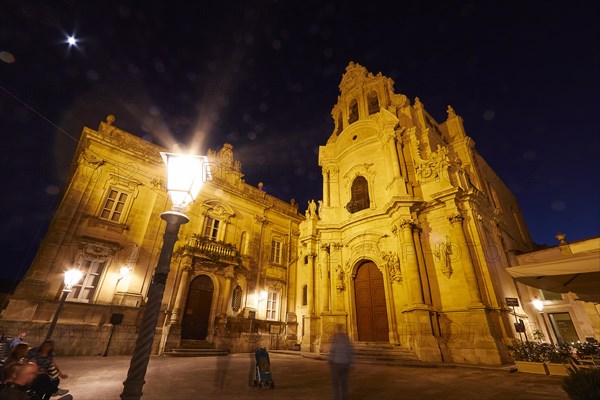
231, 285, 242, 312
100, 189, 129, 223
348, 98, 359, 124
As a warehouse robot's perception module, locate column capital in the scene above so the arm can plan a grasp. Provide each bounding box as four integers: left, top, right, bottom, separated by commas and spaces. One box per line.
399, 218, 421, 233
448, 213, 465, 225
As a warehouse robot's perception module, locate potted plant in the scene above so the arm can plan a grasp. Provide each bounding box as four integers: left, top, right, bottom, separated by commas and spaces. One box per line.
544, 342, 572, 376
508, 340, 548, 374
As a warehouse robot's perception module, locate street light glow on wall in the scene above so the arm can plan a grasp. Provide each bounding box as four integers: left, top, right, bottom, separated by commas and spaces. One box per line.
121, 151, 210, 400
532, 299, 544, 312
44, 268, 83, 341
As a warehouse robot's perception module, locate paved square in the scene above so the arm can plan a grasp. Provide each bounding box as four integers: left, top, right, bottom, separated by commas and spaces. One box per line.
56, 354, 568, 399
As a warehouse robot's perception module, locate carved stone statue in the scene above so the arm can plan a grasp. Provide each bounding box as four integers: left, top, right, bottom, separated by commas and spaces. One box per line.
306, 199, 318, 220
336, 265, 345, 292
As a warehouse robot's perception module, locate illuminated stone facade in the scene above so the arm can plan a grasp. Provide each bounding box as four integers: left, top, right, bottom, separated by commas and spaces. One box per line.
297, 62, 538, 364
2, 116, 302, 355
3, 62, 594, 364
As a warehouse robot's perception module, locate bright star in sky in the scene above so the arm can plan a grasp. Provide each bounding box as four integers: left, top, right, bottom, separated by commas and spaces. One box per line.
67, 35, 77, 47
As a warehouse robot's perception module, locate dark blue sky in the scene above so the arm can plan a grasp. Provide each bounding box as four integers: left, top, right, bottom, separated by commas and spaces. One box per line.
1, 0, 599, 281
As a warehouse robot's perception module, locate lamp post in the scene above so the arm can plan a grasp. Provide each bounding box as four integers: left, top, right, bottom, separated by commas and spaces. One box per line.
112, 266, 132, 305
44, 269, 83, 341
121, 152, 209, 400
533, 298, 555, 345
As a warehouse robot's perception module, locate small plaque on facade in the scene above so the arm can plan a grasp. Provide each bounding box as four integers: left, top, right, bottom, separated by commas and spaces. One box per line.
505, 297, 519, 307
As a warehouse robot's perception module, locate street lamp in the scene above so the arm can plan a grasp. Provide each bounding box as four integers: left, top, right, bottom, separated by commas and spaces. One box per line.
121, 152, 209, 400
533, 298, 555, 345
44, 269, 84, 341
112, 266, 132, 305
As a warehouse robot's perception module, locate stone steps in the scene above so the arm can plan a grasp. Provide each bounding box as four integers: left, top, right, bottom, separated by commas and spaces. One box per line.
164, 348, 229, 357
324, 342, 420, 363
164, 339, 228, 357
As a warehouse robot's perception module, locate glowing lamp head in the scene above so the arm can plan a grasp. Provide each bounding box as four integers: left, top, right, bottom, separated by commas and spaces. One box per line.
533, 299, 544, 312
64, 269, 83, 290
160, 152, 210, 211
259, 290, 268, 301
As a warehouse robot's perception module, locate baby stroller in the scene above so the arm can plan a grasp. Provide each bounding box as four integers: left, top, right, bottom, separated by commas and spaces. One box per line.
252, 347, 274, 389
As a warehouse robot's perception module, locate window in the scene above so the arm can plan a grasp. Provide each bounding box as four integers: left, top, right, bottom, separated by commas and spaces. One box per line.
270, 239, 282, 264
541, 290, 563, 301
204, 216, 221, 241
67, 260, 105, 302
345, 176, 370, 213
549, 312, 579, 344
348, 98, 359, 124
336, 112, 343, 135
100, 189, 129, 223
240, 232, 249, 255
266, 291, 278, 320
367, 91, 379, 115
231, 285, 242, 312
302, 285, 308, 306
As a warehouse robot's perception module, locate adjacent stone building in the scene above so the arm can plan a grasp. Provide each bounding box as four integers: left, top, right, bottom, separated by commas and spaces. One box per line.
2, 62, 597, 364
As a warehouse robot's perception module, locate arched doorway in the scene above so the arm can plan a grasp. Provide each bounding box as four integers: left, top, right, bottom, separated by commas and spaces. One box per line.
181, 275, 214, 340
354, 262, 389, 342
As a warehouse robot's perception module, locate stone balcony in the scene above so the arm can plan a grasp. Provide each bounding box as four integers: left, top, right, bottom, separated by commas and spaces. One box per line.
181, 235, 241, 265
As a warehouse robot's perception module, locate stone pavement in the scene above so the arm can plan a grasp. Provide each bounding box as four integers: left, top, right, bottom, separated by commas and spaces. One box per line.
56, 353, 568, 400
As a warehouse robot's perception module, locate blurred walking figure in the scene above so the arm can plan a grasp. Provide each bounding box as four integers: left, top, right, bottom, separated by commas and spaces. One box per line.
213, 351, 230, 392
328, 324, 353, 400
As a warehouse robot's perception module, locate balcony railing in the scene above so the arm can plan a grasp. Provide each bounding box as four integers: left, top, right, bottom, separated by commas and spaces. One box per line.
184, 235, 240, 264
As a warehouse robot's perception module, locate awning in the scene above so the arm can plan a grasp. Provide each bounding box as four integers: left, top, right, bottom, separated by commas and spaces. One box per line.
506, 250, 600, 303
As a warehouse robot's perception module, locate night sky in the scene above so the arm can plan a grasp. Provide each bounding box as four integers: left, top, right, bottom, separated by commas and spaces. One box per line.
1, 0, 599, 282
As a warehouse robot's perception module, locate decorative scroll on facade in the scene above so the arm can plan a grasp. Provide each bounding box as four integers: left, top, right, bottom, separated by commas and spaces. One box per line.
382, 251, 402, 283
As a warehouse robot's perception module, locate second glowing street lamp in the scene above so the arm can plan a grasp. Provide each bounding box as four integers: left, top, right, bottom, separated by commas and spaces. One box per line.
121, 152, 210, 400
45, 269, 84, 341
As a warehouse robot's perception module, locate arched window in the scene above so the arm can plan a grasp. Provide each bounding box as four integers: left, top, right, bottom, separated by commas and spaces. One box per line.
348, 98, 359, 124
240, 231, 249, 255
231, 285, 242, 312
367, 91, 379, 115
345, 176, 370, 213
336, 112, 343, 135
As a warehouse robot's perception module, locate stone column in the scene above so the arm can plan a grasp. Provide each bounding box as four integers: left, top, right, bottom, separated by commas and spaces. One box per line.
448, 213, 484, 306
220, 266, 234, 315
307, 251, 317, 315
169, 261, 192, 325
399, 219, 425, 307
320, 244, 331, 312
384, 131, 407, 195
322, 169, 330, 207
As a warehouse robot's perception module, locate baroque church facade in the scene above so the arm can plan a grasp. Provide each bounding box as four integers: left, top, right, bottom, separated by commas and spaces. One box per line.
4, 62, 587, 365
